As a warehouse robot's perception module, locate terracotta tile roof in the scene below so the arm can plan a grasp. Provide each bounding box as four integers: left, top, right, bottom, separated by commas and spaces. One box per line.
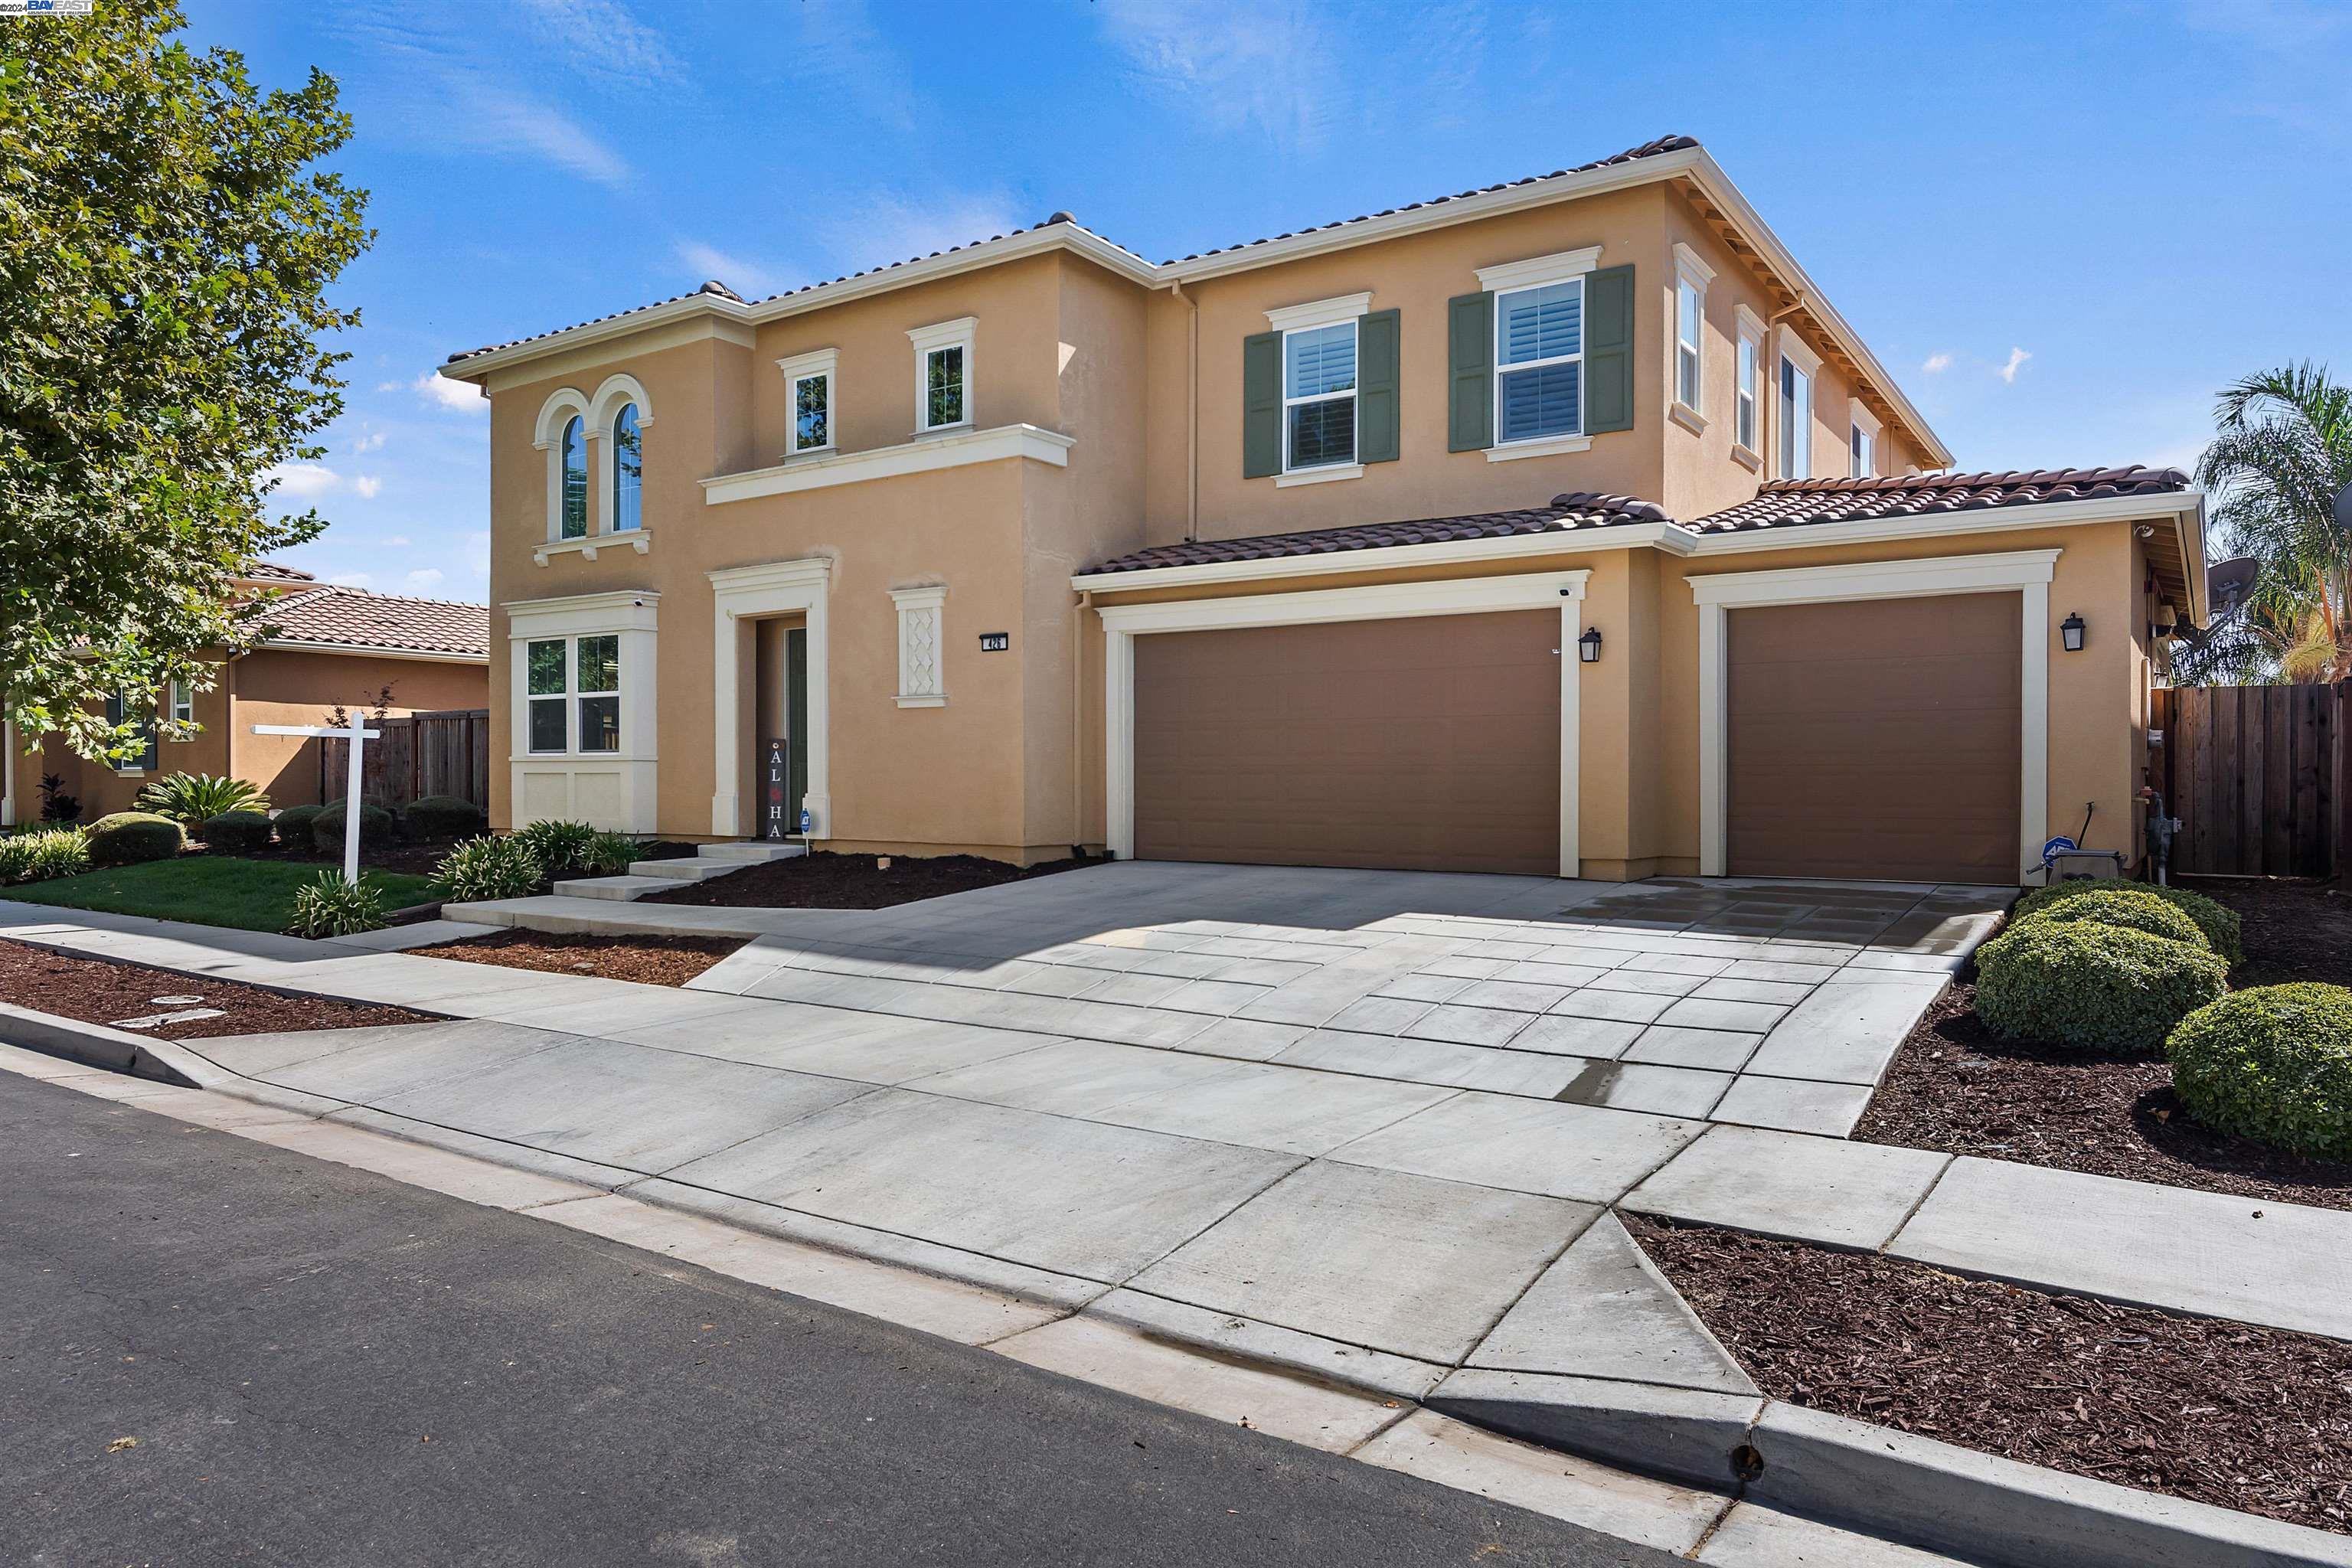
1686, 466, 2192, 534
1163, 135, 1700, 265
1082, 493, 1671, 576
444, 279, 750, 366
255, 585, 489, 659
242, 560, 316, 582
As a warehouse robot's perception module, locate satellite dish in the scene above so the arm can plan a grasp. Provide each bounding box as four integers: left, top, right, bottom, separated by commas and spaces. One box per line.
2207, 556, 2259, 617
2335, 479, 2352, 534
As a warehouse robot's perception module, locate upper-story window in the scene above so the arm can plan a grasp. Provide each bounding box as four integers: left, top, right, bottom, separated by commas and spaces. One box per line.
1734, 306, 1764, 458
1283, 321, 1357, 470
1849, 399, 1880, 479
559, 416, 588, 538
610, 403, 642, 531
1671, 243, 1714, 418
1777, 332, 1822, 481
908, 317, 976, 434
776, 348, 838, 457
1495, 280, 1583, 444
168, 679, 194, 727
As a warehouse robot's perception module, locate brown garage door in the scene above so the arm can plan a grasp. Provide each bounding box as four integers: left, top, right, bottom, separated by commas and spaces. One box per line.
1727, 593, 2020, 884
1133, 611, 1560, 875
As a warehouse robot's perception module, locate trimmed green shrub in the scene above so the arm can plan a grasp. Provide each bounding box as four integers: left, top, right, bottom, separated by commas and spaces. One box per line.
312, 800, 394, 854
2019, 886, 2210, 952
436, 835, 541, 901
404, 794, 485, 839
198, 810, 273, 853
576, 830, 641, 877
1975, 919, 2228, 1053
0, 827, 90, 884
2167, 985, 2352, 1161
514, 818, 601, 877
2013, 880, 2243, 968
273, 803, 324, 844
135, 771, 269, 825
85, 811, 186, 865
286, 871, 386, 938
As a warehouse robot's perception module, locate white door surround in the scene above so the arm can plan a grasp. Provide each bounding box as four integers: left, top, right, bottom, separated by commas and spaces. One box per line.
1097, 570, 1592, 877
1688, 547, 2059, 880
710, 557, 832, 838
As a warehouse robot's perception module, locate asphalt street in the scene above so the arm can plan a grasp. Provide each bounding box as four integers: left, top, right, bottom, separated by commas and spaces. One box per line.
0, 1069, 1679, 1566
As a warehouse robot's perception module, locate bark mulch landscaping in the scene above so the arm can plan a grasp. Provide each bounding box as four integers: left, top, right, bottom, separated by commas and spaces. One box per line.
1628, 1214, 2352, 1535
640, 849, 1107, 910
417, 929, 745, 987
0, 937, 431, 1041
1853, 881, 2352, 1214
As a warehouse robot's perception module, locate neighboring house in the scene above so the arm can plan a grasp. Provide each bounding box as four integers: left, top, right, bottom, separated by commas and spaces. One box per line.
2, 566, 490, 825
439, 134, 2204, 887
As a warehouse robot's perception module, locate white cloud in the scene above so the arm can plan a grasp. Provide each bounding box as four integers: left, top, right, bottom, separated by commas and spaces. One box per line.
352, 475, 384, 500
386, 534, 412, 548
266, 463, 342, 499
412, 372, 486, 414
1097, 0, 1350, 152
1999, 347, 2033, 384
514, 0, 685, 90
1922, 352, 1952, 374
352, 430, 387, 453
675, 240, 789, 299
819, 192, 1023, 273
446, 73, 635, 188
404, 568, 446, 591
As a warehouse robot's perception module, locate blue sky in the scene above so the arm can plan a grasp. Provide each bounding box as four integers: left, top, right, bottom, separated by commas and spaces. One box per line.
185, 0, 2352, 605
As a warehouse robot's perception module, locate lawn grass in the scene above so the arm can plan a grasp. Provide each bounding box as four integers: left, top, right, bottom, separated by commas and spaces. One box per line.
5, 856, 442, 933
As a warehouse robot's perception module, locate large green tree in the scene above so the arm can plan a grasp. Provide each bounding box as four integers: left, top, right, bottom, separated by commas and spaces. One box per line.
0, 0, 370, 760
2174, 363, 2352, 685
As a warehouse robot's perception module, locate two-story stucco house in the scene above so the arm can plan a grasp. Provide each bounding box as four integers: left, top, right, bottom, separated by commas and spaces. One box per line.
440, 135, 2205, 887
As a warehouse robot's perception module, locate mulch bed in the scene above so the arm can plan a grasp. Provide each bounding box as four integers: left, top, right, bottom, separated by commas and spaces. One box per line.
1853, 880, 2352, 1212
1628, 1214, 2352, 1535
640, 849, 1106, 910
0, 937, 431, 1041
416, 929, 745, 987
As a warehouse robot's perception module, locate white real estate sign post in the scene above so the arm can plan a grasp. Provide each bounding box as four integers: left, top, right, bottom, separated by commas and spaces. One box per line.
250, 710, 380, 885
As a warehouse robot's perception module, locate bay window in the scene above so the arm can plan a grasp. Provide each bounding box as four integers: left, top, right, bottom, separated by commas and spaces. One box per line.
527, 635, 623, 754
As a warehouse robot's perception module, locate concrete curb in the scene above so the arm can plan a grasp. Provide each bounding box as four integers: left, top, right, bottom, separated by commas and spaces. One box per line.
0, 1001, 202, 1087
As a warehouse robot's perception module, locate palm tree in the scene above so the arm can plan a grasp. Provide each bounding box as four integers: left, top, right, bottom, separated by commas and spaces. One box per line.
2180, 363, 2352, 684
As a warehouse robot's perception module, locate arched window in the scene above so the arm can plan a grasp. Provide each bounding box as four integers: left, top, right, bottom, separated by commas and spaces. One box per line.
610, 403, 642, 532
559, 416, 587, 538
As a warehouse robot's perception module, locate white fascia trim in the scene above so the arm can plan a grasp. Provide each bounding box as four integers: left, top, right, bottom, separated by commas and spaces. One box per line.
1073, 521, 1687, 593
1487, 433, 1592, 463
1274, 462, 1363, 488
703, 423, 1073, 505
1687, 491, 2203, 557
1476, 246, 1602, 294
1690, 547, 2054, 882
256, 639, 490, 666
1264, 292, 1371, 333
534, 532, 652, 566
1684, 153, 1951, 466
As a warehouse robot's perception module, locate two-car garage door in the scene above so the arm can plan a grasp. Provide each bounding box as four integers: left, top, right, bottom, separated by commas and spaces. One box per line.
1132, 611, 1561, 876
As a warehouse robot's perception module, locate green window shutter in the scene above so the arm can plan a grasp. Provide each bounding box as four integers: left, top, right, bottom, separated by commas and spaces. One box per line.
1356, 308, 1400, 464
1242, 330, 1282, 479
1447, 292, 1494, 452
1583, 263, 1635, 434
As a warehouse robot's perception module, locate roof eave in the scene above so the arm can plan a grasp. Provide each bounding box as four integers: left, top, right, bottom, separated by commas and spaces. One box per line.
256, 636, 490, 665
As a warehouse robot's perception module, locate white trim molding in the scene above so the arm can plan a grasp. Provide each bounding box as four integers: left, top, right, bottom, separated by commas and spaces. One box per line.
533, 386, 593, 545
1475, 245, 1602, 294
908, 315, 977, 434
1263, 291, 1372, 333
703, 423, 1071, 506
501, 589, 661, 832
1273, 462, 1363, 488
709, 557, 832, 839
890, 583, 947, 707
1487, 433, 1592, 463
776, 346, 838, 457
534, 531, 652, 567
1687, 548, 2060, 881
1096, 570, 1592, 877
1671, 241, 1713, 421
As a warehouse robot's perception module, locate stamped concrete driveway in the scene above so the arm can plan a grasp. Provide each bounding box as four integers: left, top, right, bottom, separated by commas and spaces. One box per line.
142, 863, 2009, 1415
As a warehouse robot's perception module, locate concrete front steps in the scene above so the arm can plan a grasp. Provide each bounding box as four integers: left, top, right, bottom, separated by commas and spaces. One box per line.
554, 841, 805, 903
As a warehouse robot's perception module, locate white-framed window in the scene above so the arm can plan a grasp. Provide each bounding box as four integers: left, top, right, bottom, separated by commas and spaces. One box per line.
777, 348, 838, 456
609, 403, 642, 531
907, 317, 975, 434
1282, 321, 1358, 470
1734, 306, 1765, 458
1671, 243, 1715, 417
523, 634, 620, 754
1494, 280, 1583, 446
1849, 398, 1881, 479
558, 415, 588, 538
168, 679, 194, 727
1777, 335, 1820, 481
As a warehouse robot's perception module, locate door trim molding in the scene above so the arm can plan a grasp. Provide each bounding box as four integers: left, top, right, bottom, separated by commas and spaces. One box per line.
1688, 547, 2058, 880
1096, 570, 1591, 877
709, 557, 831, 838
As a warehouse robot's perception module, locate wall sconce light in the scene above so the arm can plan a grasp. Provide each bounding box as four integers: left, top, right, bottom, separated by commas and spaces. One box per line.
1577, 627, 1603, 664
2060, 612, 2086, 653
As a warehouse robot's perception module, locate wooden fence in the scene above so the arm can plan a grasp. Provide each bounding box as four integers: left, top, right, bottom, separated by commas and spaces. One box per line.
2151, 684, 2340, 878
319, 708, 491, 810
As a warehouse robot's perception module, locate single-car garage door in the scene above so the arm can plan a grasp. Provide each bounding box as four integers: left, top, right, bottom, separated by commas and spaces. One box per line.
1727, 593, 2021, 884
1133, 611, 1560, 875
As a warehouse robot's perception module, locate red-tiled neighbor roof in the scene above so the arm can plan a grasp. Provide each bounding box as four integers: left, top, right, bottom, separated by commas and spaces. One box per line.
1080, 467, 2192, 577
256, 585, 489, 660
243, 560, 316, 582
